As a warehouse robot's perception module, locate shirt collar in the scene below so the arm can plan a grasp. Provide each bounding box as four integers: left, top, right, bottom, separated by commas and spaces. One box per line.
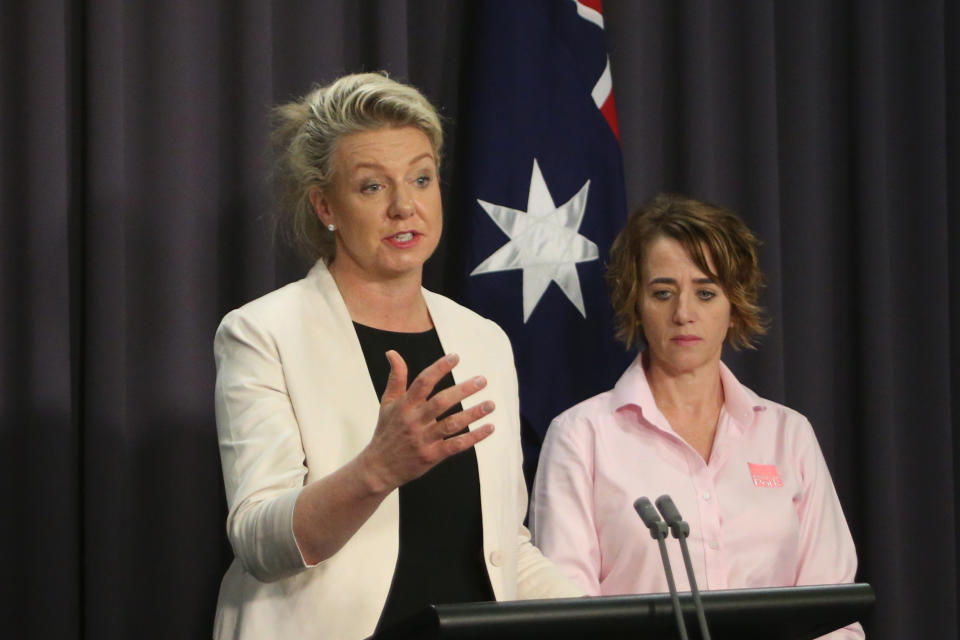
610, 354, 656, 414
610, 354, 763, 431
718, 361, 764, 428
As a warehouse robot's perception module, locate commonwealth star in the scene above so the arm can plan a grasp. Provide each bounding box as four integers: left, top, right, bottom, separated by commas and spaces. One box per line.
471, 159, 599, 322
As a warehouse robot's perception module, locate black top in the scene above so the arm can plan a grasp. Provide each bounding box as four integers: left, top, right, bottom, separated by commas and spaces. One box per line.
352, 322, 494, 634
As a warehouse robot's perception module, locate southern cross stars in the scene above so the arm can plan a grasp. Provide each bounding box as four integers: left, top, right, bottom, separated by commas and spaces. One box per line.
470, 159, 599, 322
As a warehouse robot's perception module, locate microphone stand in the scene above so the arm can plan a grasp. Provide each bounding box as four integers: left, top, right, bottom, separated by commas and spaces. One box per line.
634, 497, 689, 640
656, 495, 711, 640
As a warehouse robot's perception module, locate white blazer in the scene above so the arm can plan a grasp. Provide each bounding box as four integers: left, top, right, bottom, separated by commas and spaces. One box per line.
212, 261, 580, 639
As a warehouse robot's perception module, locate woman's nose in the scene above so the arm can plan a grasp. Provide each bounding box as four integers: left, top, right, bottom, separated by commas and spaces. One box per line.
389, 187, 415, 218
673, 293, 696, 324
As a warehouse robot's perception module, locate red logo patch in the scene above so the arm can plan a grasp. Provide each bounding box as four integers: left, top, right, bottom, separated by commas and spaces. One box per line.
748, 463, 783, 488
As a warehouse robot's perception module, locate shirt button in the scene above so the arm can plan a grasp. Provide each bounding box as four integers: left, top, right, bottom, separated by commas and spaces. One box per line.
489, 551, 505, 567
703, 491, 712, 501
709, 541, 719, 550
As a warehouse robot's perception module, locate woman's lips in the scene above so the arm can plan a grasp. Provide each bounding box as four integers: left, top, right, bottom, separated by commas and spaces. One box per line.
384, 231, 420, 248
671, 335, 701, 346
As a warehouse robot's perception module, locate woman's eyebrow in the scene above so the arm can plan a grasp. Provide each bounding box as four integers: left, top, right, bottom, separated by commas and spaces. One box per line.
647, 276, 716, 285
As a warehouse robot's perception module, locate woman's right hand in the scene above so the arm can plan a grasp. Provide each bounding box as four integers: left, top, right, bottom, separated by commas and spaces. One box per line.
293, 350, 495, 565
357, 350, 495, 494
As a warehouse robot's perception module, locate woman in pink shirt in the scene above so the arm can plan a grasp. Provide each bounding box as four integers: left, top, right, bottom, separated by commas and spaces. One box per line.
530, 193, 863, 638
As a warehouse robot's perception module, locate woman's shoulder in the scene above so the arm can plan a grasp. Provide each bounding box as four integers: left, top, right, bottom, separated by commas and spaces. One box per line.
549, 389, 616, 434
217, 281, 308, 339
219, 262, 337, 329
748, 389, 810, 423
736, 384, 819, 449
721, 363, 812, 429
535, 391, 613, 464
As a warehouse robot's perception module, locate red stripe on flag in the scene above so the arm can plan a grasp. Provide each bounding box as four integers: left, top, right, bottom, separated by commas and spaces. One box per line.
578, 0, 604, 14
600, 94, 620, 143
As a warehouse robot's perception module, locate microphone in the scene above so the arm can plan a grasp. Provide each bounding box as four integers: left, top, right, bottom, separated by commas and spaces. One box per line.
634, 497, 689, 640
655, 495, 711, 640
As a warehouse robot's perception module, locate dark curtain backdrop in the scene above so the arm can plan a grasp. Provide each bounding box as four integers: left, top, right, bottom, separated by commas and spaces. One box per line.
2, 1, 957, 638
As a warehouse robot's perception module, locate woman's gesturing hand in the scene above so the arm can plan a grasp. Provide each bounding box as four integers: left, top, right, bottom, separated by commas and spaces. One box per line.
358, 350, 495, 494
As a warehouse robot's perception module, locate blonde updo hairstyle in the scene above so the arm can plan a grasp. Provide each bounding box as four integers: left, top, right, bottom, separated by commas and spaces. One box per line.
606, 192, 768, 351
272, 72, 444, 261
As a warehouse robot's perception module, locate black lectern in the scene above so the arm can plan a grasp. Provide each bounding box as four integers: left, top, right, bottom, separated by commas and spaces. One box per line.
375, 582, 873, 640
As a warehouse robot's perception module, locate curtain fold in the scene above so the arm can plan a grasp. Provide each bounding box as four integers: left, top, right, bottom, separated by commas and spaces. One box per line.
0, 0, 80, 636
1, 1, 957, 637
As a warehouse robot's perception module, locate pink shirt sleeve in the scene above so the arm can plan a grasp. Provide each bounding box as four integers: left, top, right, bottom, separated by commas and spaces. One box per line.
530, 414, 604, 595
793, 417, 864, 639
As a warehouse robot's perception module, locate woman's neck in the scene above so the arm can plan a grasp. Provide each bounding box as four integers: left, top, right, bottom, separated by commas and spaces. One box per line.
328, 260, 432, 332
644, 353, 724, 462
645, 356, 724, 414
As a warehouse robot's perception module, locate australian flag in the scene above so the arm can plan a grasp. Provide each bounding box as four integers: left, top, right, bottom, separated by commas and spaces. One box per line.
453, 0, 632, 485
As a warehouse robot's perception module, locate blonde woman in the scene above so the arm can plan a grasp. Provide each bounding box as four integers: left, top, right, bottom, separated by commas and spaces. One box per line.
213, 73, 578, 640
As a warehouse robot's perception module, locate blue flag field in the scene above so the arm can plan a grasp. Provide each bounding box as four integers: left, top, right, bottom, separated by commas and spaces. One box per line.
455, 0, 632, 483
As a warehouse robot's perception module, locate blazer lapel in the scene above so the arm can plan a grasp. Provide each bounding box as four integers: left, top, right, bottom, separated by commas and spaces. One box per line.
296, 261, 382, 481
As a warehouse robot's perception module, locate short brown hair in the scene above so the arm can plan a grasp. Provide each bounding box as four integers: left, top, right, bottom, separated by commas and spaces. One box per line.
271, 72, 444, 262
606, 193, 767, 350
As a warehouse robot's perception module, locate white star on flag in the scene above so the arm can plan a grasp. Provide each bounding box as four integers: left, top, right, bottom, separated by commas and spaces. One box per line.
470, 159, 599, 322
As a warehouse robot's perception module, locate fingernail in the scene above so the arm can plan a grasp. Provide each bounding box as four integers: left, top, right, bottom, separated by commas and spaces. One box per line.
446, 353, 459, 365
481, 401, 494, 413
473, 376, 486, 389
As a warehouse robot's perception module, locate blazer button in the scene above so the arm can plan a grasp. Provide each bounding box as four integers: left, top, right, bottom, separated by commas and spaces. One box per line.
489, 551, 505, 567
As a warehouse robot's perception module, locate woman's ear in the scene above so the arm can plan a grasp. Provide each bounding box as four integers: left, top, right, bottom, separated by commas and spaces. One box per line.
309, 187, 335, 228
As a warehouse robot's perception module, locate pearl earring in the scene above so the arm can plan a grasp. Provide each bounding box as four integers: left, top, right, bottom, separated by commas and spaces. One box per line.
327, 223, 336, 232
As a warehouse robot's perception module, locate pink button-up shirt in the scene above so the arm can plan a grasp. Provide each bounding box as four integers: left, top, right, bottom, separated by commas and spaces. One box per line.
531, 357, 863, 639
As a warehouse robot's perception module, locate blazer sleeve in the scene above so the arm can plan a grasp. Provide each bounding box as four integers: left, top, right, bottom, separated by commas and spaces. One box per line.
214, 308, 312, 583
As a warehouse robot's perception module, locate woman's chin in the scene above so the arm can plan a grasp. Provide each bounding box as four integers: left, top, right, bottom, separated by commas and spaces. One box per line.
377, 249, 437, 279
